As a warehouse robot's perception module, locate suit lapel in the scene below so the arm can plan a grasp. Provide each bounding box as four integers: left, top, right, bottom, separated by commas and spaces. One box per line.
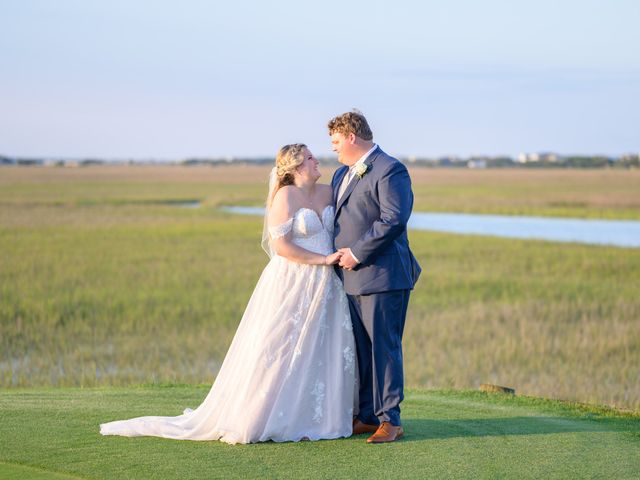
333, 166, 349, 206
336, 146, 381, 213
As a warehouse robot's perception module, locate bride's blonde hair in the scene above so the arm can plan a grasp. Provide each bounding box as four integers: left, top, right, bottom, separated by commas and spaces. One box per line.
267, 143, 307, 207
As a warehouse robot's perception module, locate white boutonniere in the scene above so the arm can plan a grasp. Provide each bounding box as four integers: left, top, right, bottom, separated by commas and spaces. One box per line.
354, 163, 369, 179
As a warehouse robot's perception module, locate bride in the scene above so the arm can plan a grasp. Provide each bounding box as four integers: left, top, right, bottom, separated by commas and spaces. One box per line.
100, 144, 357, 444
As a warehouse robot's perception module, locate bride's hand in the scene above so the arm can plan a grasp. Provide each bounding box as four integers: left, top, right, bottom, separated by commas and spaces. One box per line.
324, 251, 343, 265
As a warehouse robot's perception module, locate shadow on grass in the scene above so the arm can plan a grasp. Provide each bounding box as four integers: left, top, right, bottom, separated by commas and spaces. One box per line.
401, 416, 639, 442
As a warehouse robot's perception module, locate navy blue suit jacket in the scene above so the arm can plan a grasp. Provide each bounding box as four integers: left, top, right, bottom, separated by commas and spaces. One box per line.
332, 146, 422, 295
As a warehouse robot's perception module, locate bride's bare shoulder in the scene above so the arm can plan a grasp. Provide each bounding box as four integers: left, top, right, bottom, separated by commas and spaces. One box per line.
272, 185, 300, 205
271, 186, 302, 219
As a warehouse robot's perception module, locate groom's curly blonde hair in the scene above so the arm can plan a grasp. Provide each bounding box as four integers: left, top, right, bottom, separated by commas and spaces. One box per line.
327, 109, 373, 140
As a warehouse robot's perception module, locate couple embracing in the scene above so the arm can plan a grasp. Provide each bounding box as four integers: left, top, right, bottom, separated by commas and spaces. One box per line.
100, 111, 421, 444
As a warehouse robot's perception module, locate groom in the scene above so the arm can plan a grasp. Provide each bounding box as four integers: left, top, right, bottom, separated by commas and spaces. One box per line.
329, 110, 421, 444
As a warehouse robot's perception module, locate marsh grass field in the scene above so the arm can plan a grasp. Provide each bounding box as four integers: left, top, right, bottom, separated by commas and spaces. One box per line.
1, 165, 639, 413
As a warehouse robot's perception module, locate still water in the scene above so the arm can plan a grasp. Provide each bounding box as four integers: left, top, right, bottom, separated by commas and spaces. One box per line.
220, 206, 640, 248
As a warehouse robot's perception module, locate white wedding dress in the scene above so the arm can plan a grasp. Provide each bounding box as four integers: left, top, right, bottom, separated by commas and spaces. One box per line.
100, 205, 356, 444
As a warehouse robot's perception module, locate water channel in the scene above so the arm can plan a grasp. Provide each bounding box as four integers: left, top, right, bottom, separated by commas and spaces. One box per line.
218, 206, 640, 248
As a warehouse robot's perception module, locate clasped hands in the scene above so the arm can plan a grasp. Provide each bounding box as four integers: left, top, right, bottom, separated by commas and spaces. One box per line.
325, 248, 358, 270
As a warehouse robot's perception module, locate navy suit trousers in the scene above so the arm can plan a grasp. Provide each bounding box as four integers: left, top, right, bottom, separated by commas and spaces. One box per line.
348, 289, 410, 427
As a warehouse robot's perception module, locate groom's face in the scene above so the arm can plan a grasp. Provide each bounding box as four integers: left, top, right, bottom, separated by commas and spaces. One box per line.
330, 132, 357, 166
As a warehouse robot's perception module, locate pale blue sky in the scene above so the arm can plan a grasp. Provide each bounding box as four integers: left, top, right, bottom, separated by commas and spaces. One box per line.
1, 0, 639, 158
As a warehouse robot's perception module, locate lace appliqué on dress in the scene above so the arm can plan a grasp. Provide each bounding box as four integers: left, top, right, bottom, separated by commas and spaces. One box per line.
268, 218, 293, 239
343, 346, 355, 374
322, 207, 335, 235
311, 380, 325, 423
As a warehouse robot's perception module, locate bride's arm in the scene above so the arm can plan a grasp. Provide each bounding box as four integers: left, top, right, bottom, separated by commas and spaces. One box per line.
269, 187, 341, 265
273, 235, 341, 265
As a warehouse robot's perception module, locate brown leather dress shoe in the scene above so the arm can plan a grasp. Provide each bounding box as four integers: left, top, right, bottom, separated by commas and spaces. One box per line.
366, 421, 404, 443
352, 419, 379, 435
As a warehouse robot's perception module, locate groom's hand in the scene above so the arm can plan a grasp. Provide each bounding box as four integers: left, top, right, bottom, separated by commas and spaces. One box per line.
338, 248, 359, 270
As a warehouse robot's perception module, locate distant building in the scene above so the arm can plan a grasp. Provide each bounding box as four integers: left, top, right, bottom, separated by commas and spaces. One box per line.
539, 152, 558, 162
467, 159, 487, 169
517, 152, 559, 163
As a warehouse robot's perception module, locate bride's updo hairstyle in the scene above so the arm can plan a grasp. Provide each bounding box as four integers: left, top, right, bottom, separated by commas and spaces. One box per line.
268, 143, 307, 206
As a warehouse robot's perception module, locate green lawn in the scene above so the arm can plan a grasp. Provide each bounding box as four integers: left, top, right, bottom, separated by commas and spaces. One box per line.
0, 386, 638, 479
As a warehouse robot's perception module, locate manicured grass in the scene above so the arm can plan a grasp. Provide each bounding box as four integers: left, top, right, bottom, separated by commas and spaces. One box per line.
1, 166, 639, 411
0, 386, 638, 479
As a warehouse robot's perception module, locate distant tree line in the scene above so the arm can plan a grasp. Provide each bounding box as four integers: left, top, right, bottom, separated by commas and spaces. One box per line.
402, 154, 639, 169
1, 153, 639, 169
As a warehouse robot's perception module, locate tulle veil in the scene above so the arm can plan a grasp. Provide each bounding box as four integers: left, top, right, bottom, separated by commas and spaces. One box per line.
261, 167, 278, 258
